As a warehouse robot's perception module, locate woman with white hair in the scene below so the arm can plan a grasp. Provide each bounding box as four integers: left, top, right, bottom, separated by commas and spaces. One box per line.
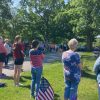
0, 36, 7, 78
62, 38, 82, 100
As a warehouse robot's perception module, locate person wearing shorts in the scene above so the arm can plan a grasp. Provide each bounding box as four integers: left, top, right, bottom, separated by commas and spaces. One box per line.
0, 36, 7, 78
13, 35, 24, 86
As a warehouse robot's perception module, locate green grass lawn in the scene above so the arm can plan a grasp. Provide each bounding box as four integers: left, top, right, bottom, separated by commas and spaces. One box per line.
0, 52, 98, 100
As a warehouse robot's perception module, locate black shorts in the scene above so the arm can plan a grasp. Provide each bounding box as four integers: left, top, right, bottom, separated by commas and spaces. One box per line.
0, 53, 6, 62
14, 58, 24, 65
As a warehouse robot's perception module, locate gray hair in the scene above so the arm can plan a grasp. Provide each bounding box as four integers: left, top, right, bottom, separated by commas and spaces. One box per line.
68, 38, 78, 50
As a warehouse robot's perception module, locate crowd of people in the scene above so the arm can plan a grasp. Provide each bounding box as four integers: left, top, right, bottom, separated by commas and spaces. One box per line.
0, 35, 100, 100
0, 35, 45, 99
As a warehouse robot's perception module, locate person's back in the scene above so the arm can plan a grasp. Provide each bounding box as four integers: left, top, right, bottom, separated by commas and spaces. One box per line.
62, 50, 81, 82
62, 39, 82, 100
29, 40, 45, 99
29, 49, 44, 67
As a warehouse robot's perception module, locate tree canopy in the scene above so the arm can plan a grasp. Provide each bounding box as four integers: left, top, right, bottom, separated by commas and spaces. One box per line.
0, 0, 100, 50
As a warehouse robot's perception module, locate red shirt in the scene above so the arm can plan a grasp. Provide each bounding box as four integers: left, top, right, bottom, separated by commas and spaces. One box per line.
13, 43, 24, 59
0, 42, 7, 55
29, 49, 45, 67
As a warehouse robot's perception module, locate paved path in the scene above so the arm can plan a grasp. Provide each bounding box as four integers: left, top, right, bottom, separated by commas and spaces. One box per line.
3, 52, 62, 77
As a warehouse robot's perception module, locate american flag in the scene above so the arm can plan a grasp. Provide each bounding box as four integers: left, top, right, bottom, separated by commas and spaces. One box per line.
36, 77, 54, 100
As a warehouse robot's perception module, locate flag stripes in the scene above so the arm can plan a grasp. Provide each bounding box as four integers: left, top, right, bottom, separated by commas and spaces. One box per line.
36, 77, 54, 100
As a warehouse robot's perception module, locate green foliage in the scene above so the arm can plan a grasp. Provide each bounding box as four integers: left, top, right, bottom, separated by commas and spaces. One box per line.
0, 0, 100, 49
66, 0, 100, 50
0, 0, 12, 37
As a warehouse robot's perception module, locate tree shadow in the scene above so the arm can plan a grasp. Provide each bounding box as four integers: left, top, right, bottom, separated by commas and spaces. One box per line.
20, 84, 30, 89
20, 77, 27, 83
81, 70, 96, 80
81, 55, 96, 61
83, 66, 92, 72
54, 93, 60, 100
0, 76, 13, 80
21, 76, 31, 80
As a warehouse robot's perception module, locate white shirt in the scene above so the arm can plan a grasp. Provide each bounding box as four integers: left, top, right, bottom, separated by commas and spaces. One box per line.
4, 43, 12, 54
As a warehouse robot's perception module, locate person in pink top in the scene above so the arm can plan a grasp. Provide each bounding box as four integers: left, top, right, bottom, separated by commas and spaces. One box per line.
0, 36, 7, 78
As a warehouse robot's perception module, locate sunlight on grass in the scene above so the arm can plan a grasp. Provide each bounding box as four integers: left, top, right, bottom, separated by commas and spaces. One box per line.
0, 52, 98, 100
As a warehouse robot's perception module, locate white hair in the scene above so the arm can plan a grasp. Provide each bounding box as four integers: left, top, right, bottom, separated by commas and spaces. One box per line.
68, 38, 78, 50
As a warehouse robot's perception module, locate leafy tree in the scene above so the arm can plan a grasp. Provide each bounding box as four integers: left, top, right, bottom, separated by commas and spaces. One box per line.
67, 0, 100, 51
19, 0, 65, 42
0, 0, 12, 37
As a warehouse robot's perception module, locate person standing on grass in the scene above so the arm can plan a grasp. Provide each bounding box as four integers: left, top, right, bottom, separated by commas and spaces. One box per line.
62, 38, 82, 100
93, 56, 100, 100
4, 39, 12, 67
13, 35, 24, 86
29, 40, 45, 99
0, 36, 7, 78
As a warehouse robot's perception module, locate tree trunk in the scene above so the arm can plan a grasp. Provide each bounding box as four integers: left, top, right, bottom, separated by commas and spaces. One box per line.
86, 33, 93, 51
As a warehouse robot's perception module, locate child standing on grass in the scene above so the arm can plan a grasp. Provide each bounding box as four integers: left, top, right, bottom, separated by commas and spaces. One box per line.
0, 36, 7, 78
29, 40, 45, 99
13, 35, 24, 86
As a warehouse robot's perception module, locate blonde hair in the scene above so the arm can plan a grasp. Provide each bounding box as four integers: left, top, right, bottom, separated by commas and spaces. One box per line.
68, 38, 78, 50
14, 35, 21, 43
